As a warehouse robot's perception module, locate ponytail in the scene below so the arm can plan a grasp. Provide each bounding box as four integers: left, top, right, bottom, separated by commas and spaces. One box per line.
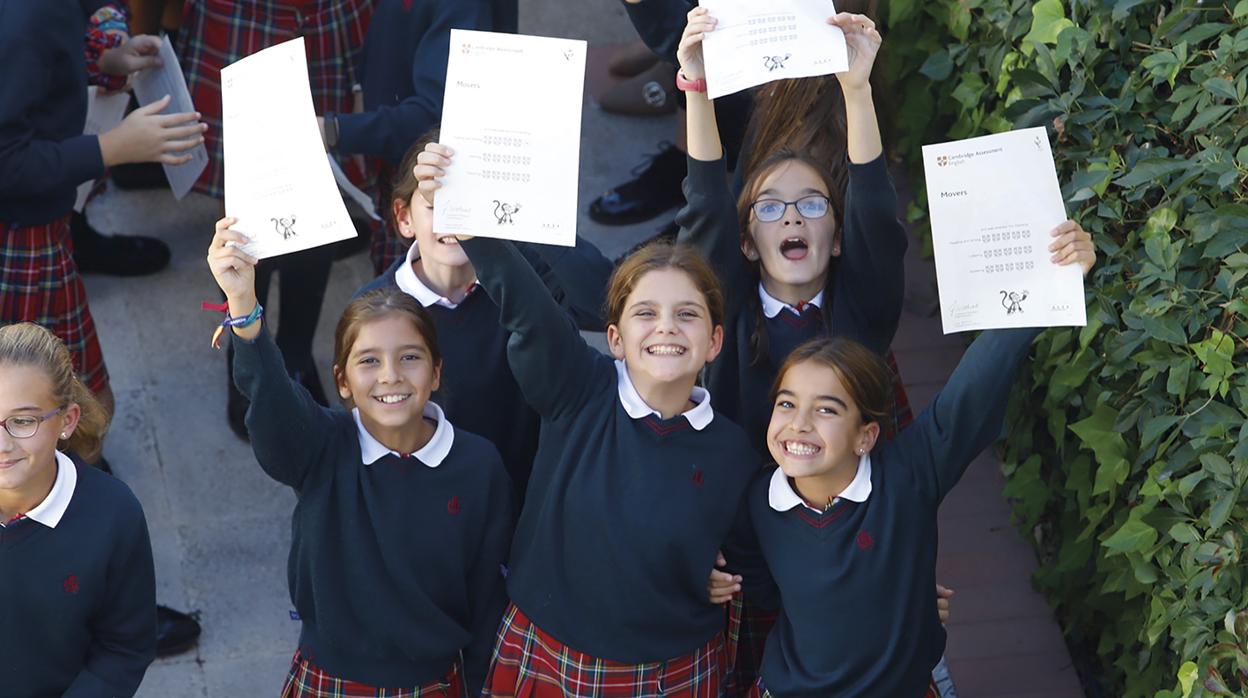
0, 323, 110, 461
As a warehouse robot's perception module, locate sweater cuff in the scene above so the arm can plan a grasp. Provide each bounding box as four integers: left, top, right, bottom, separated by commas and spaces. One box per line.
65, 134, 107, 187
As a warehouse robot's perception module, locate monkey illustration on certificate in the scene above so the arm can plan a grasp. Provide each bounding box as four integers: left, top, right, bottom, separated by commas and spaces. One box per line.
434, 30, 586, 247
923, 127, 1087, 334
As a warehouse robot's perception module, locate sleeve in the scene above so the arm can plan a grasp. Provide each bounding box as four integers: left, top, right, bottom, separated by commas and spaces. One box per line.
459, 236, 603, 421
231, 323, 337, 490
462, 458, 514, 697
721, 489, 780, 610
830, 156, 909, 356
894, 327, 1043, 503
0, 30, 105, 198
676, 154, 753, 321
83, 4, 129, 91
621, 0, 692, 65
515, 235, 614, 332
62, 491, 157, 698
335, 0, 492, 163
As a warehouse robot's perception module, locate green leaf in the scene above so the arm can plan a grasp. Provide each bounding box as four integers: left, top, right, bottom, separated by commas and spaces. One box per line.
1204, 77, 1238, 101
1025, 0, 1076, 48
1236, 0, 1248, 20
1071, 404, 1132, 494
1208, 488, 1238, 532
1104, 519, 1158, 553
1113, 158, 1189, 189
1169, 522, 1201, 544
920, 49, 954, 81
1187, 105, 1235, 133
1178, 661, 1197, 697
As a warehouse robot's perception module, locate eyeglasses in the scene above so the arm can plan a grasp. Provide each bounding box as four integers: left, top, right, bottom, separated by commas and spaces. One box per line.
2, 407, 65, 439
750, 195, 831, 223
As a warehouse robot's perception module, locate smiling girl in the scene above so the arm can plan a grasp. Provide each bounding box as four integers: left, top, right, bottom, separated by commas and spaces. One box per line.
0, 323, 156, 697
206, 220, 512, 697
416, 143, 759, 696
732, 230, 1097, 697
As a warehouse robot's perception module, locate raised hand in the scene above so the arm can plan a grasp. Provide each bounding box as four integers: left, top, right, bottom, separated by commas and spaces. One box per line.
412, 142, 454, 205
206, 217, 258, 311
827, 13, 882, 94
1047, 220, 1097, 277
677, 7, 718, 83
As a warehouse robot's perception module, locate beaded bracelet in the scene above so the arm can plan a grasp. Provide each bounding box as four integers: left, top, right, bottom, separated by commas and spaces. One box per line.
202, 302, 264, 349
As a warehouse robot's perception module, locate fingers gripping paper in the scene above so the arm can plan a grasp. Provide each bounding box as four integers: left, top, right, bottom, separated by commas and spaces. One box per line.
222, 37, 356, 260
922, 127, 1087, 334
434, 30, 586, 247
129, 37, 209, 200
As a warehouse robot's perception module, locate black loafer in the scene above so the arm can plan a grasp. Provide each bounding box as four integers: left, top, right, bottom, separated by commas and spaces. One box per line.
155, 605, 201, 657
589, 143, 687, 226
110, 161, 170, 191
70, 212, 171, 277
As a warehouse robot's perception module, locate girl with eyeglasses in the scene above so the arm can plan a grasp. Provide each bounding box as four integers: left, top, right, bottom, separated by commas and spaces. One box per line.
0, 322, 156, 697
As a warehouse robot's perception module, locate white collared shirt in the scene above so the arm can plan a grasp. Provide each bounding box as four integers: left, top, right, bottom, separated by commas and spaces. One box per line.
758, 282, 824, 319
614, 360, 714, 430
354, 401, 455, 467
768, 451, 873, 513
21, 450, 78, 528
394, 243, 478, 310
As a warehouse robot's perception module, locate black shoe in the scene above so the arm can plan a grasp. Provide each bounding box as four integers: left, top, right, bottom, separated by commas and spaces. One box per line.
110, 162, 169, 190
589, 143, 687, 226
155, 605, 201, 657
70, 211, 171, 276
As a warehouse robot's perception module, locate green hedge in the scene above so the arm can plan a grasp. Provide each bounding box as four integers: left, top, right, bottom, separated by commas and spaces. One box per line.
880, 1, 1248, 695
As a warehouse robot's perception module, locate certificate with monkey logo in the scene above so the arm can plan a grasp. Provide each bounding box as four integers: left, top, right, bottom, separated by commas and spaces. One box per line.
923, 127, 1087, 334
434, 30, 586, 247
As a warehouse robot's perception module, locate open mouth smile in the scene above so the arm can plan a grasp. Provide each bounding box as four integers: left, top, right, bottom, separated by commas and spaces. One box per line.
645, 344, 687, 356
782, 440, 821, 457
372, 394, 411, 405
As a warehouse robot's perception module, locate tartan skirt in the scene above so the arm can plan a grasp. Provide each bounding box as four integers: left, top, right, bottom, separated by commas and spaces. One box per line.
748, 676, 941, 698
177, 0, 372, 199
0, 217, 108, 393
280, 649, 464, 698
483, 603, 725, 698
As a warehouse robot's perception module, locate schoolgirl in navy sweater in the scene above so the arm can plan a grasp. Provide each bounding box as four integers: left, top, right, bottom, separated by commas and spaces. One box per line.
207, 220, 513, 697
415, 142, 759, 697
730, 229, 1097, 697
355, 130, 613, 500
0, 322, 156, 698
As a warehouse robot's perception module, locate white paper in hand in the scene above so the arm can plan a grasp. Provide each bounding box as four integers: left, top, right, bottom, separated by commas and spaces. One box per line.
74, 87, 130, 212
923, 127, 1086, 334
435, 29, 585, 247
129, 37, 208, 199
700, 0, 848, 100
221, 37, 356, 260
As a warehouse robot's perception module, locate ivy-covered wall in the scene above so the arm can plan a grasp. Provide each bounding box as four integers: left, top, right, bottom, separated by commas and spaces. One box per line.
879, 1, 1248, 695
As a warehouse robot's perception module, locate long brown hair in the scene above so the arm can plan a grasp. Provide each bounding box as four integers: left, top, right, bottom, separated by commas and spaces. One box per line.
332, 289, 442, 405
772, 336, 893, 430
0, 323, 110, 461
605, 240, 725, 329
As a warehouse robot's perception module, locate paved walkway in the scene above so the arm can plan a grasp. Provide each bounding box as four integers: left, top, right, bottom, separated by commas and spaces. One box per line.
74, 1, 1082, 695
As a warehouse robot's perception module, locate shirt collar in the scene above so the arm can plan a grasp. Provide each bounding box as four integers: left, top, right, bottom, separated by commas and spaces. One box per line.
354, 401, 455, 467
394, 243, 477, 310
24, 451, 78, 528
614, 360, 713, 430
768, 451, 873, 512
758, 282, 824, 319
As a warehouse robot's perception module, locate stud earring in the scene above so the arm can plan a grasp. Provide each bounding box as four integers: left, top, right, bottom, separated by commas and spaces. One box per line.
60, 432, 69, 439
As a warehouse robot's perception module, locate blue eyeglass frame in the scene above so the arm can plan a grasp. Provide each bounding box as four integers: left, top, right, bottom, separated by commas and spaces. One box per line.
2, 406, 65, 439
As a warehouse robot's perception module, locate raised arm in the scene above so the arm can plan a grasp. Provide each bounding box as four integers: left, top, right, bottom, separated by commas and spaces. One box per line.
620, 0, 691, 66
674, 8, 752, 309
208, 218, 337, 490
515, 234, 615, 332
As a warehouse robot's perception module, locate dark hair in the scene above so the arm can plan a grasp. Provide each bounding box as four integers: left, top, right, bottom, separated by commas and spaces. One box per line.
0, 323, 109, 461
605, 240, 725, 329
389, 126, 443, 230
332, 289, 441, 404
771, 337, 894, 430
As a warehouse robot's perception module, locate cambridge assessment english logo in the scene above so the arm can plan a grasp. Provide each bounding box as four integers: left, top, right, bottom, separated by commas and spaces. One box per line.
1000, 289, 1029, 315
493, 200, 521, 225
937, 155, 950, 167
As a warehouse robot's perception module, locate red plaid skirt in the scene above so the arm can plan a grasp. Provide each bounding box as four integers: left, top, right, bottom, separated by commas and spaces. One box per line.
0, 217, 108, 393
484, 604, 725, 698
280, 650, 463, 698
177, 0, 373, 199
748, 676, 940, 698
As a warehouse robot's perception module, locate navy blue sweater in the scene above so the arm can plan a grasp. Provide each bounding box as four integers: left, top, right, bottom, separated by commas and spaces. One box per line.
460, 235, 760, 662
354, 239, 612, 497
730, 327, 1042, 697
0, 1, 109, 225
232, 326, 512, 694
0, 456, 156, 698
677, 154, 907, 453
336, 0, 492, 164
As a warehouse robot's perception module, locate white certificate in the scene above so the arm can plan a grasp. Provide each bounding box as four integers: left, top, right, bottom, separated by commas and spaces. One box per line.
221, 37, 356, 260
130, 36, 208, 200
74, 87, 131, 212
700, 0, 848, 100
434, 29, 585, 247
923, 127, 1086, 334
